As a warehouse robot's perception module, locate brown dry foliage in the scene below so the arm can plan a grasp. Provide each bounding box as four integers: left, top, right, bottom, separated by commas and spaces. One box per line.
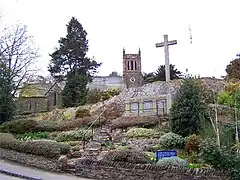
75, 108, 91, 119
185, 134, 201, 154
37, 115, 107, 132
102, 149, 150, 164
57, 116, 107, 131
103, 102, 124, 120
110, 116, 163, 129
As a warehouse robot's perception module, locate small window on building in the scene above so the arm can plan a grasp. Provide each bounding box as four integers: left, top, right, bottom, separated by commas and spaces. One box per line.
135, 61, 137, 70
127, 61, 130, 70
131, 61, 134, 70
28, 101, 32, 111
53, 92, 57, 106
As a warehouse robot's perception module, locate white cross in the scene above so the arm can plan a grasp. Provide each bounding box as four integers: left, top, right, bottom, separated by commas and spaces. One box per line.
155, 34, 177, 82
155, 34, 177, 114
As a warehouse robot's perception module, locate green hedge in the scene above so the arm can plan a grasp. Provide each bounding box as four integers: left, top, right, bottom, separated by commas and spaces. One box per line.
102, 149, 151, 164
0, 133, 21, 150
126, 128, 164, 138
55, 130, 92, 142
0, 117, 102, 134
0, 119, 38, 134
0, 133, 70, 158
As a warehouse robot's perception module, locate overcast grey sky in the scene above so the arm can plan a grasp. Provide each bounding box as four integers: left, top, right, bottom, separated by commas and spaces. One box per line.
0, 0, 239, 78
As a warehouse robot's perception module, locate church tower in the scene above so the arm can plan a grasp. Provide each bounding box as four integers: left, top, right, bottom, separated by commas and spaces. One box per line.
123, 48, 143, 88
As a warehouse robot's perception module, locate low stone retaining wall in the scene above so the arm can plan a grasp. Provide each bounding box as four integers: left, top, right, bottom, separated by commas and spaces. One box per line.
0, 148, 59, 172
73, 159, 229, 180
0, 148, 230, 180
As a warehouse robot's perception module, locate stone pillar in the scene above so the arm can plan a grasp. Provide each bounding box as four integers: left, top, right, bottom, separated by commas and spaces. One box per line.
167, 93, 172, 114
125, 103, 130, 116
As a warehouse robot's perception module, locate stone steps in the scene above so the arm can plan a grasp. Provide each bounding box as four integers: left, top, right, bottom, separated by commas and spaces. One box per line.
74, 126, 126, 160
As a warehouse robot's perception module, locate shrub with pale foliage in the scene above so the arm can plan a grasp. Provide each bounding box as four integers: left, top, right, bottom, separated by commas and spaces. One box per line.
159, 132, 185, 149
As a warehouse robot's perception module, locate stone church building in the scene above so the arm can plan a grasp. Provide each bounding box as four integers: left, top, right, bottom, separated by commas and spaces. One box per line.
18, 48, 144, 114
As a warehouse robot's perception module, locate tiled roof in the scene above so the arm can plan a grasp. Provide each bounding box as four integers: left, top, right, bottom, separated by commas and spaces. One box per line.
19, 83, 53, 98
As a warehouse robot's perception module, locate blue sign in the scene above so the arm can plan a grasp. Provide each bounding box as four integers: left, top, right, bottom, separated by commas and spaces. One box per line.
156, 150, 177, 161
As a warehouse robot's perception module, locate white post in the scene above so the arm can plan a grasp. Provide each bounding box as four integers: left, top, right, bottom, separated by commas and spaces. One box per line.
163, 35, 171, 114
164, 35, 170, 82
155, 34, 177, 114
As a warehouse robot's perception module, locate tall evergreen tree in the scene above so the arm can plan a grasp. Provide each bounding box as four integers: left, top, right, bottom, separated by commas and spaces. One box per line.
169, 78, 207, 137
143, 64, 182, 84
0, 64, 15, 124
155, 64, 182, 81
226, 54, 240, 81
48, 17, 101, 107
49, 17, 101, 80
62, 74, 88, 107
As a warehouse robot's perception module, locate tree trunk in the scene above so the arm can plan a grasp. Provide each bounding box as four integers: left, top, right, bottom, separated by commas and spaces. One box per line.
215, 103, 220, 147
235, 100, 239, 156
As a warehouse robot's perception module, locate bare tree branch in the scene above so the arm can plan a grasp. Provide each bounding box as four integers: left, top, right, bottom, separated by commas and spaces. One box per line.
0, 23, 39, 97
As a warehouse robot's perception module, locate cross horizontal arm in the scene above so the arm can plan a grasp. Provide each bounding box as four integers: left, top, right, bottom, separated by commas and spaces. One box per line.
168, 40, 177, 45
155, 40, 177, 48
155, 42, 164, 48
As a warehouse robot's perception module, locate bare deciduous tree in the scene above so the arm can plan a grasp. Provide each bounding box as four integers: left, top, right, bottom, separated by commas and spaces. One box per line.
0, 23, 39, 96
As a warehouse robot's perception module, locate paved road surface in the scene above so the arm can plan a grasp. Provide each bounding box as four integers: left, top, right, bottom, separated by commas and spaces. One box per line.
0, 159, 93, 180
0, 173, 21, 180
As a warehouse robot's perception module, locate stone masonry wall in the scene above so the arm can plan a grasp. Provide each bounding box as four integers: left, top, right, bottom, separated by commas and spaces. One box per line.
90, 78, 226, 114
18, 97, 48, 114
73, 159, 229, 180
0, 148, 229, 180
0, 148, 59, 172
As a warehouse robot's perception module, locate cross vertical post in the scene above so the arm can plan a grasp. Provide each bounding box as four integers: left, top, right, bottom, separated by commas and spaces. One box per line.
155, 34, 177, 114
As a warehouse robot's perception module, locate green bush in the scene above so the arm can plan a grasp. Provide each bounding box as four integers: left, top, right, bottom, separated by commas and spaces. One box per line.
199, 119, 216, 139
220, 122, 236, 149
87, 89, 102, 104
199, 138, 236, 170
87, 88, 121, 104
15, 132, 48, 141
159, 132, 185, 149
36, 120, 59, 132
102, 149, 150, 164
126, 128, 164, 138
187, 163, 203, 169
55, 142, 71, 155
0, 133, 70, 158
156, 157, 188, 167
75, 108, 91, 119
20, 140, 62, 158
0, 119, 37, 134
217, 91, 234, 107
55, 130, 91, 142
0, 133, 21, 150
101, 88, 121, 101
169, 79, 208, 137
62, 74, 88, 108
199, 138, 240, 179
